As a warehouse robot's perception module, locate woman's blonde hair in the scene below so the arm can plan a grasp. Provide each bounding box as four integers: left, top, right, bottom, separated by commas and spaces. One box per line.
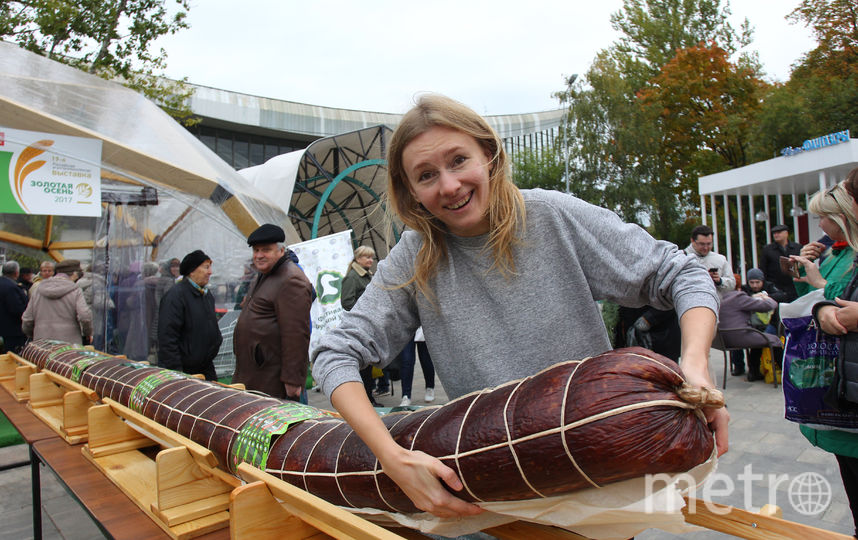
386, 94, 525, 300
808, 181, 858, 251
352, 245, 375, 262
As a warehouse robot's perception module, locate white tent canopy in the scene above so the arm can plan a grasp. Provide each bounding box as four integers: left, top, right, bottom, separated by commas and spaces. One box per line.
0, 41, 294, 240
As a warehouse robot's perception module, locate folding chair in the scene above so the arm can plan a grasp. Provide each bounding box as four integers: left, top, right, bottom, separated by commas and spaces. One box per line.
711, 327, 783, 389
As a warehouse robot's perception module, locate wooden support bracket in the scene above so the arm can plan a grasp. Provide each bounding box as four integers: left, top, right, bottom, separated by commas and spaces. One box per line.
0, 353, 36, 400
14, 364, 35, 401
683, 497, 852, 539
151, 447, 233, 527
83, 402, 232, 539
27, 372, 96, 443
86, 403, 154, 458
236, 463, 405, 540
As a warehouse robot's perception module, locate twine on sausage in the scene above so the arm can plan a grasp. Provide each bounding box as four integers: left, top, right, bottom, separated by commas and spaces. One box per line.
675, 383, 726, 409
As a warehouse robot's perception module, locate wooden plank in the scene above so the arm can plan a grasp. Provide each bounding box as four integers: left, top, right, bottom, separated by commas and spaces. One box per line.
29, 372, 65, 406
88, 437, 156, 458
155, 447, 233, 510
62, 390, 93, 435
87, 403, 151, 450
84, 449, 229, 540
44, 370, 99, 400
230, 481, 332, 540
155, 492, 231, 527
683, 497, 852, 539
237, 463, 404, 540
15, 364, 34, 400
104, 398, 219, 469
0, 353, 15, 378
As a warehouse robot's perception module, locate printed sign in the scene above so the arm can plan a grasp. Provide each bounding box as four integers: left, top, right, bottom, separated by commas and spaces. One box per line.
0, 127, 102, 216
289, 230, 354, 352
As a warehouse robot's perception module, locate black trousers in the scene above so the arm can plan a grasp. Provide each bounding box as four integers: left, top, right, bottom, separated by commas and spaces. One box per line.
836, 454, 858, 538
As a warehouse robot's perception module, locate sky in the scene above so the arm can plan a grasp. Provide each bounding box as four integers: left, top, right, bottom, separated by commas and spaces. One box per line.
155, 0, 817, 116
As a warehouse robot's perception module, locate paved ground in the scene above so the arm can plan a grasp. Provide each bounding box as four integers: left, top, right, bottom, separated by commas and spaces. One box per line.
0, 351, 854, 539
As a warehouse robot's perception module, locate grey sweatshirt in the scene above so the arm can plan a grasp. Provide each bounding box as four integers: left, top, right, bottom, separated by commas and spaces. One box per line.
312, 189, 719, 400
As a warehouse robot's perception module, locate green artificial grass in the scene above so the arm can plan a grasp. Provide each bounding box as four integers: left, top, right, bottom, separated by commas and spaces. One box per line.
0, 410, 24, 447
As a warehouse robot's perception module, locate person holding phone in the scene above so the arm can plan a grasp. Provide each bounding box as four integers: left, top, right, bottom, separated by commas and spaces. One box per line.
761, 224, 801, 301
684, 225, 735, 294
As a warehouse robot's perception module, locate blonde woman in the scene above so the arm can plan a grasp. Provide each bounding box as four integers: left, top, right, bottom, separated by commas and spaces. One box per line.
312, 94, 725, 517
791, 182, 858, 300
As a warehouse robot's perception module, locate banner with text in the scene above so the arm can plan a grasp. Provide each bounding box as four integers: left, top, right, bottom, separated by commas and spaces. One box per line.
290, 230, 354, 353
0, 127, 102, 217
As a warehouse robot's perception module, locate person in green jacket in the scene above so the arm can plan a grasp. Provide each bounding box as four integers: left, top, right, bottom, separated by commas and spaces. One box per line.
792, 182, 858, 301
793, 178, 858, 538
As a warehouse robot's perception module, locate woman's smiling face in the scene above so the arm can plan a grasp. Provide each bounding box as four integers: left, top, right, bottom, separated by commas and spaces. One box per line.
401, 126, 493, 237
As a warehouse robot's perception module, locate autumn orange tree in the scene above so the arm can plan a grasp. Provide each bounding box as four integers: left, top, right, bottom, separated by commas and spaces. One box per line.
637, 42, 768, 186
555, 0, 753, 244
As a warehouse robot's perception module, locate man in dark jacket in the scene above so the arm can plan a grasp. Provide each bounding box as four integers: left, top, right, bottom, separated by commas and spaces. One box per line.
761, 224, 802, 301
233, 224, 313, 401
157, 250, 222, 380
0, 261, 28, 353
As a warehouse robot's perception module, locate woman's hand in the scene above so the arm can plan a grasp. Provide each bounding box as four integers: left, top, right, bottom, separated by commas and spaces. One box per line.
790, 255, 825, 288
377, 446, 484, 517
818, 305, 848, 335
330, 381, 483, 518
682, 365, 730, 456
834, 298, 858, 332
799, 241, 825, 261
678, 307, 728, 456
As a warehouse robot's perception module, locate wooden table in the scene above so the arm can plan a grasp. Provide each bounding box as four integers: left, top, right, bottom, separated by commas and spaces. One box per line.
0, 387, 227, 540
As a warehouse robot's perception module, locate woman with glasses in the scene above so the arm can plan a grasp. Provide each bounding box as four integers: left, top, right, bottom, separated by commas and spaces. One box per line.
791, 182, 858, 300
807, 169, 858, 539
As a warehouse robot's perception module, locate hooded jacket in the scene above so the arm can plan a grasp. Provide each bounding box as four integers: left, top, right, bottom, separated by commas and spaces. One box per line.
22, 276, 92, 344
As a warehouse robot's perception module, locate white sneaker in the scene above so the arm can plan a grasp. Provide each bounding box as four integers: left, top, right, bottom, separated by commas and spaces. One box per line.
399, 396, 411, 407
424, 388, 435, 402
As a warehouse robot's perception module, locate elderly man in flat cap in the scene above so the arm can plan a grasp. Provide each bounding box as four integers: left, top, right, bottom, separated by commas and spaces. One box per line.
22, 259, 91, 345
233, 224, 314, 401
157, 250, 222, 380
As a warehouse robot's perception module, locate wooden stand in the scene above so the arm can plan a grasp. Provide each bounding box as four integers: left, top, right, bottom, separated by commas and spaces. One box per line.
82, 399, 239, 540
683, 497, 852, 539
0, 352, 36, 401
26, 370, 98, 444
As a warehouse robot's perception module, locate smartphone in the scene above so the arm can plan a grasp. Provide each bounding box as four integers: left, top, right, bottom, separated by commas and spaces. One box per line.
779, 256, 800, 279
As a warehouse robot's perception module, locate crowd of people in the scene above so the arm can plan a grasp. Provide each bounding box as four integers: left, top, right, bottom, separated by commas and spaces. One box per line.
0, 94, 856, 536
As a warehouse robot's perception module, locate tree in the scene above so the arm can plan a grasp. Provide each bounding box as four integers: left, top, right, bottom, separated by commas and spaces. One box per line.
557, 0, 755, 241
638, 42, 767, 173
751, 0, 858, 158
511, 146, 565, 192
1, 0, 195, 123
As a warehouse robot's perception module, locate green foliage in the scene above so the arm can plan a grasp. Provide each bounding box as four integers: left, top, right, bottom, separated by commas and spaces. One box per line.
1, 0, 196, 125
553, 0, 763, 239
600, 301, 620, 347
749, 0, 858, 158
511, 146, 565, 192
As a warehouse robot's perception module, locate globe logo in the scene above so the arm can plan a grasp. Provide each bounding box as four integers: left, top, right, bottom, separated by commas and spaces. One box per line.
788, 472, 832, 516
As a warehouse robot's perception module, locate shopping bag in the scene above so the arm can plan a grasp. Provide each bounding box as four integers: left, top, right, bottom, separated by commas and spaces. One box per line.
782, 316, 858, 431
760, 339, 783, 385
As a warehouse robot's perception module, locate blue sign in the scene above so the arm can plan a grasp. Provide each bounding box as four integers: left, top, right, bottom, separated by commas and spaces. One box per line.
781, 130, 851, 157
